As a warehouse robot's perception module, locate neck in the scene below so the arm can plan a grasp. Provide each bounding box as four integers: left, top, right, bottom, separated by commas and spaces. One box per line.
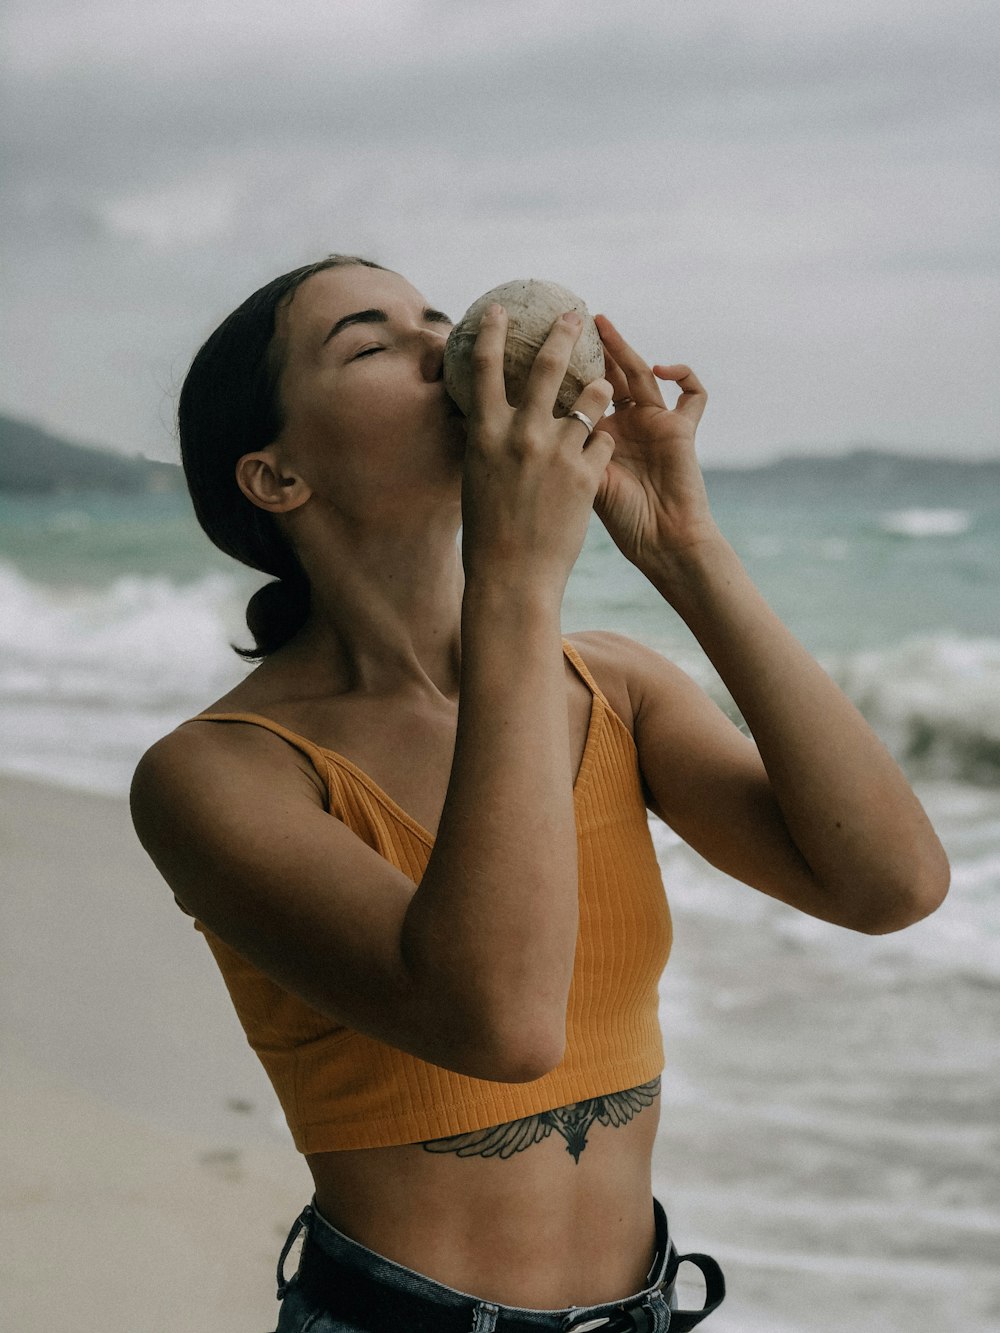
270, 505, 466, 700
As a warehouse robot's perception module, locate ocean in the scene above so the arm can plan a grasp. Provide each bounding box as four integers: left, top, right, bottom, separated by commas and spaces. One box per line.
2, 455, 998, 1328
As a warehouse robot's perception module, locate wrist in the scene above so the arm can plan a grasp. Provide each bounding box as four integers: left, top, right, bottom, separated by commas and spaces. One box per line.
641, 527, 738, 606
461, 573, 564, 626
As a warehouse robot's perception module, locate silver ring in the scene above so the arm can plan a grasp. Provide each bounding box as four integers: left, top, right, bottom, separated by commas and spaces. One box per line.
567, 409, 595, 437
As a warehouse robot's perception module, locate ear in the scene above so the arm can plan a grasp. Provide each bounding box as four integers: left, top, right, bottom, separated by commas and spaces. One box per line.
235, 451, 312, 513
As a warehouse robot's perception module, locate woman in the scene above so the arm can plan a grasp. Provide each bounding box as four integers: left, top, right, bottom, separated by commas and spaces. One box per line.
131, 254, 949, 1332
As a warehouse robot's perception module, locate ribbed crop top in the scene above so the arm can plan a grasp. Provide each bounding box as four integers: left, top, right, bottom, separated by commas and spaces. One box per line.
187, 640, 672, 1153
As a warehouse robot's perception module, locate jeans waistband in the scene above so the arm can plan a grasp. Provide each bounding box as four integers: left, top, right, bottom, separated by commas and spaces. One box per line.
277, 1197, 725, 1332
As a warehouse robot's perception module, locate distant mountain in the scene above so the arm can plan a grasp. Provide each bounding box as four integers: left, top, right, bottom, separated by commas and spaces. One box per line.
706, 446, 1000, 487
0, 414, 185, 494
1, 411, 996, 498
704, 450, 1000, 506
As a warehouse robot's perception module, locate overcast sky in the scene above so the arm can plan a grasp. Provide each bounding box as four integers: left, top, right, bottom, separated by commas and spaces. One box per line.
3, 0, 998, 463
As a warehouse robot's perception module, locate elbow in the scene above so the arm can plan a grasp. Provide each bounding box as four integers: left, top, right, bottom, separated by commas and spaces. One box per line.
408, 956, 570, 1083
852, 855, 951, 936
459, 1016, 566, 1084
488, 1050, 568, 1082
489, 1042, 566, 1084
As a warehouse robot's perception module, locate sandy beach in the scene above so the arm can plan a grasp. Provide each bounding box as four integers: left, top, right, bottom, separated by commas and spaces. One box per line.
2, 771, 997, 1331
0, 774, 311, 1331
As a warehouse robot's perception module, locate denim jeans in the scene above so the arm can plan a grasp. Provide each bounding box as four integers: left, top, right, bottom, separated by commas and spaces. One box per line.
272, 1198, 684, 1333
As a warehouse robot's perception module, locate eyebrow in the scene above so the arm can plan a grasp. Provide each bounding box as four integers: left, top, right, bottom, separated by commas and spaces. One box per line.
321, 307, 453, 346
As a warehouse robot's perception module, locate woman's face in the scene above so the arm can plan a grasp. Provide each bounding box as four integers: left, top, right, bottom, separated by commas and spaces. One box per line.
269, 264, 464, 514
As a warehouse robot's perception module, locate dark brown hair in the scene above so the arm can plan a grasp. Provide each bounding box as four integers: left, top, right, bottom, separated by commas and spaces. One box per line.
178, 254, 386, 659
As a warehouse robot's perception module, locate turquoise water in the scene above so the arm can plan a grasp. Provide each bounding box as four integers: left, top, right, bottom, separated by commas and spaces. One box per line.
2, 463, 998, 790
567, 470, 1000, 653
0, 491, 243, 587
2, 461, 997, 646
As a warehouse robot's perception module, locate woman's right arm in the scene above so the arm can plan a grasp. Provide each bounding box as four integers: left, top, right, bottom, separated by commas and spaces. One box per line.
130, 307, 614, 1084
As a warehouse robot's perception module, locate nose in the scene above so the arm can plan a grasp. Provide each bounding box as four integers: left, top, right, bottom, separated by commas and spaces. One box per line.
419, 327, 448, 382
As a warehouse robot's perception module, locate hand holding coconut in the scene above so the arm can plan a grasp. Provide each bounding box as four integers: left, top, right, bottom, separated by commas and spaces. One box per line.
456, 298, 615, 600
445, 278, 715, 593
444, 279, 606, 418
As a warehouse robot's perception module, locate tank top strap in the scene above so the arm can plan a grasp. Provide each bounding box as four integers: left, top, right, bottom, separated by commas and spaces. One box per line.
561, 638, 611, 713
186, 712, 331, 776
190, 642, 616, 775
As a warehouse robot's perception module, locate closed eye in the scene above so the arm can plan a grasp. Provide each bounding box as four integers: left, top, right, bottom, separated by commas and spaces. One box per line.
353, 345, 385, 359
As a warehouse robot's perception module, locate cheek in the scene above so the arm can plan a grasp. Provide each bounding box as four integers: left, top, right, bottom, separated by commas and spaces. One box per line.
293, 372, 389, 444
329, 406, 407, 471
307, 397, 406, 479
296, 360, 438, 471
331, 361, 397, 426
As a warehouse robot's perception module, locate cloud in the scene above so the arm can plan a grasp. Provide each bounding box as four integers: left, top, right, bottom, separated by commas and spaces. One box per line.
1, 0, 998, 458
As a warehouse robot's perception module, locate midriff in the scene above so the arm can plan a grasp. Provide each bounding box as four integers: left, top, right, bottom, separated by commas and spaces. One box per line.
306, 1094, 661, 1309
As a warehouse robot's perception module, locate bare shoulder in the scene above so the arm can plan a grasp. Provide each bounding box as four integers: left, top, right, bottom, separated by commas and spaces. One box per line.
134, 713, 325, 798
565, 631, 742, 822
129, 717, 326, 870
564, 629, 695, 732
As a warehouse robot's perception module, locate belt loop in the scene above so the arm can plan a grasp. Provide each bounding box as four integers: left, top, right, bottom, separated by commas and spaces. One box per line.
276, 1204, 313, 1300
471, 1300, 499, 1332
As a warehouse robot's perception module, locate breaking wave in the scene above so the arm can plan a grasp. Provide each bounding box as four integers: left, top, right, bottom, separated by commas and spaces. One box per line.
1, 561, 999, 790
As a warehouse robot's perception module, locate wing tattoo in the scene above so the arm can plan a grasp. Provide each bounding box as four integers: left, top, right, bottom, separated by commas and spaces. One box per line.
422, 1077, 660, 1163
421, 1116, 553, 1160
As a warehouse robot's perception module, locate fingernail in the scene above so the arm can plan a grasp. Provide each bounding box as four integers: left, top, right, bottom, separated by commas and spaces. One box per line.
487, 303, 503, 316
564, 310, 583, 327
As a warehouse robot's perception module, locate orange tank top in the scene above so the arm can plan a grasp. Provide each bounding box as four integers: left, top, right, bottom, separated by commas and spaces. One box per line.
188, 640, 672, 1153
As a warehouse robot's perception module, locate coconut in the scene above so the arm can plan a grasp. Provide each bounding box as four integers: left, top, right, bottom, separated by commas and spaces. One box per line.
443, 279, 605, 418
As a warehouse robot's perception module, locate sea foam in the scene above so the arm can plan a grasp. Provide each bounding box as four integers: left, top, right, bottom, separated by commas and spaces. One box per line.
3, 561, 1000, 791
0, 562, 250, 792
878, 508, 973, 537
0, 561, 247, 709
829, 635, 1000, 785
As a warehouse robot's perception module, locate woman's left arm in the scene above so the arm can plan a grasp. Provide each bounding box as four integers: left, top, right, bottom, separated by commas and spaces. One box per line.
592, 316, 950, 934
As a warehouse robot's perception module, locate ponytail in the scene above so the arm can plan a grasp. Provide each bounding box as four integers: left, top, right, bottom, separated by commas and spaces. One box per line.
237, 572, 311, 661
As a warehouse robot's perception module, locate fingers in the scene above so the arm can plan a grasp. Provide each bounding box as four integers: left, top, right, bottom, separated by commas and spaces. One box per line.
653, 364, 708, 423
586, 426, 616, 462
520, 310, 591, 414
596, 313, 708, 424
581, 428, 616, 490
470, 303, 511, 419
570, 375, 614, 438
561, 419, 615, 489
593, 315, 664, 407
474, 307, 619, 429
600, 344, 631, 405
